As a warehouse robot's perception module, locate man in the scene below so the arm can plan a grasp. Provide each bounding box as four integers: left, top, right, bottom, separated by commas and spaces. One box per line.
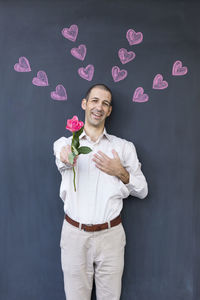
53, 84, 148, 300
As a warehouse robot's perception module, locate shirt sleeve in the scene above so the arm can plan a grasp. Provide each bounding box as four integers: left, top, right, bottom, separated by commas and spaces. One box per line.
53, 137, 73, 175
122, 141, 148, 199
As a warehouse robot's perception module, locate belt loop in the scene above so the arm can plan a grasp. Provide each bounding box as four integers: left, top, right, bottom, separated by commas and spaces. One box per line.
79, 222, 82, 230
107, 220, 111, 229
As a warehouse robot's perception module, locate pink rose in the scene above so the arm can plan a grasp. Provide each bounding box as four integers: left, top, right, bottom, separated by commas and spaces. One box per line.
64, 115, 91, 192
66, 115, 84, 132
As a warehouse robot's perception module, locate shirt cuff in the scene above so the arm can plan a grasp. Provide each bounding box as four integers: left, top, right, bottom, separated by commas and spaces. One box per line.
124, 172, 148, 199
124, 172, 137, 193
56, 157, 73, 169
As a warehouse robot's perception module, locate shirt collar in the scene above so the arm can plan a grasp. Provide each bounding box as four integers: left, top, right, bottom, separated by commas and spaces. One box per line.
79, 127, 111, 142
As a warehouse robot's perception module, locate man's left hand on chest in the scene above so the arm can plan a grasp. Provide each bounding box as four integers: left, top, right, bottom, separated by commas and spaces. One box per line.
92, 149, 130, 184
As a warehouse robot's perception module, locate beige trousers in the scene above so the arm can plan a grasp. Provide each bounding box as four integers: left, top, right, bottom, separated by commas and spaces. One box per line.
60, 218, 126, 300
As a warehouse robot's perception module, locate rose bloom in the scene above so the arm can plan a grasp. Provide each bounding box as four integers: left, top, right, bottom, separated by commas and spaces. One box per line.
66, 115, 84, 132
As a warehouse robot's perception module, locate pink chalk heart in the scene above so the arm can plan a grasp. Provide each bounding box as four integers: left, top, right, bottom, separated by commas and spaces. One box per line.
152, 74, 168, 89
61, 24, 78, 42
51, 85, 67, 101
32, 71, 49, 86
14, 56, 31, 72
118, 48, 136, 64
126, 29, 143, 45
71, 44, 87, 61
78, 64, 94, 81
132, 87, 149, 103
172, 60, 188, 76
112, 66, 127, 82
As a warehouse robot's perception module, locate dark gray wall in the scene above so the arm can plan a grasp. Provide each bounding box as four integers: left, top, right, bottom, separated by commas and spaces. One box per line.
0, 0, 199, 299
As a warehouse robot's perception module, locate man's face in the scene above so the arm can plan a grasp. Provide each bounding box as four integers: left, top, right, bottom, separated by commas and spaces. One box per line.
81, 87, 112, 127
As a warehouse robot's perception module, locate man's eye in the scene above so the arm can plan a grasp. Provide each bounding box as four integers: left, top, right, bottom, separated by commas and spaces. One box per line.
91, 100, 109, 106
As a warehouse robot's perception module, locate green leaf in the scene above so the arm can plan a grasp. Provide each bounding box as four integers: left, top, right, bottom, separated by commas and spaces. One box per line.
78, 146, 93, 155
72, 145, 79, 156
68, 152, 75, 164
72, 137, 79, 149
74, 127, 84, 138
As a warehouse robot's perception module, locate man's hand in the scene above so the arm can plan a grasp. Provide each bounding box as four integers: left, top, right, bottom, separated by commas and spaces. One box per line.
92, 149, 130, 184
60, 144, 78, 167
92, 150, 124, 177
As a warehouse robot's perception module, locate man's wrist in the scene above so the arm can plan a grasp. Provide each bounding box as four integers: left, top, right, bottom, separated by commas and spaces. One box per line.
117, 166, 130, 184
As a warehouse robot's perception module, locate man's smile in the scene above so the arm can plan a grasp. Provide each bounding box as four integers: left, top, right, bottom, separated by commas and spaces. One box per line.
91, 112, 103, 119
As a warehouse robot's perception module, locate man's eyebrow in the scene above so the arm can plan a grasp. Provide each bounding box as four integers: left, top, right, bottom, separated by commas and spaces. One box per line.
91, 97, 111, 103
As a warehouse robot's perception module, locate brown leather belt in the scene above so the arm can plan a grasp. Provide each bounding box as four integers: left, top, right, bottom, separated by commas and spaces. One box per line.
65, 214, 122, 232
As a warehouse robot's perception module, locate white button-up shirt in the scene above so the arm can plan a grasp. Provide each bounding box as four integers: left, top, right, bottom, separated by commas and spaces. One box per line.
53, 127, 148, 224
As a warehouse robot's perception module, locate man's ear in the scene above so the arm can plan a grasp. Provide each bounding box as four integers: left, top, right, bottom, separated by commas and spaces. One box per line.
107, 105, 112, 117
81, 98, 87, 110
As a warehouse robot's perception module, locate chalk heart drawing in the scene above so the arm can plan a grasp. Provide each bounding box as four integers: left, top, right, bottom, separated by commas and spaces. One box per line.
132, 87, 149, 103
71, 44, 87, 61
32, 71, 49, 86
126, 29, 143, 45
61, 24, 78, 42
51, 85, 67, 100
152, 74, 168, 89
112, 66, 127, 82
78, 64, 94, 81
172, 60, 188, 76
118, 48, 136, 64
14, 57, 31, 72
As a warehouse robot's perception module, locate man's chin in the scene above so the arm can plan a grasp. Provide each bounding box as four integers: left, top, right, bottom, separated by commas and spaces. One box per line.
89, 118, 104, 127
90, 115, 102, 122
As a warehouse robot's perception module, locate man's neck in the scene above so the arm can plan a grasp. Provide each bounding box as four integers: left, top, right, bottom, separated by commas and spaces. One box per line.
83, 124, 104, 142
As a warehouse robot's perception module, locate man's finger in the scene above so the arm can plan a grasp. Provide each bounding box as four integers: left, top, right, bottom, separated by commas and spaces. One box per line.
112, 149, 119, 159
96, 151, 110, 160
93, 154, 103, 162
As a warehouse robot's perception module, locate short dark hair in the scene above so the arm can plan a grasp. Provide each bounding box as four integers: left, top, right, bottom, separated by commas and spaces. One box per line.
84, 83, 112, 105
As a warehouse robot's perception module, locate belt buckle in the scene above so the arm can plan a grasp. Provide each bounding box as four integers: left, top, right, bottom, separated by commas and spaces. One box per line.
83, 223, 93, 231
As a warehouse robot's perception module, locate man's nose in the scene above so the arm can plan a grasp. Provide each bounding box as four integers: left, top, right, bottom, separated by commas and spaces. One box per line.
96, 102, 103, 110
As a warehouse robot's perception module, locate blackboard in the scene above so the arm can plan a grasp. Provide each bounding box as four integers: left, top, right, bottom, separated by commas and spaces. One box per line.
0, 0, 199, 299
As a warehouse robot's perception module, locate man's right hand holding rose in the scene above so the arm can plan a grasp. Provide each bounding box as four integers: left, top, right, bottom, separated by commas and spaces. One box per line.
60, 144, 78, 167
